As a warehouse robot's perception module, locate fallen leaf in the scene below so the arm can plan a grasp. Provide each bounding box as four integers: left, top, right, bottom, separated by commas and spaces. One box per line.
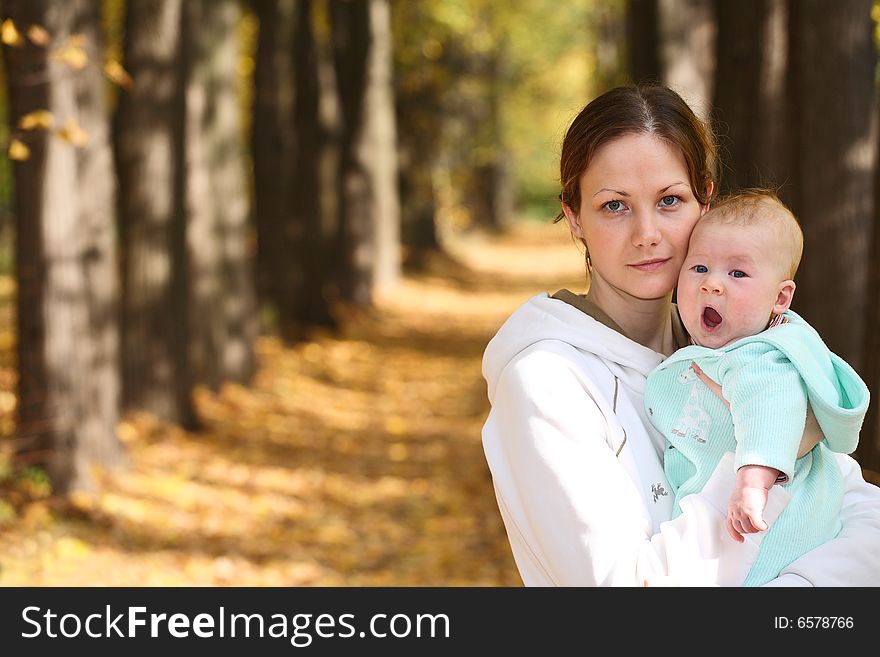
104, 59, 133, 90
57, 119, 88, 147
1, 19, 24, 47
7, 139, 30, 161
52, 43, 88, 70
26, 24, 50, 46
18, 109, 53, 130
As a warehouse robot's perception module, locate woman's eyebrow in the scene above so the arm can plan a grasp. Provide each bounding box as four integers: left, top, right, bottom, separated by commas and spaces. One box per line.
593, 187, 628, 197
659, 181, 688, 193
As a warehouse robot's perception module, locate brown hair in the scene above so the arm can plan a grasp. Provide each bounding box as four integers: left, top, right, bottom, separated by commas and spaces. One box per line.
700, 187, 803, 278
555, 84, 718, 225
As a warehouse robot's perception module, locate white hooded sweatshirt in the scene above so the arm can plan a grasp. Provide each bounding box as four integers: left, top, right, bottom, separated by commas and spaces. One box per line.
482, 292, 880, 586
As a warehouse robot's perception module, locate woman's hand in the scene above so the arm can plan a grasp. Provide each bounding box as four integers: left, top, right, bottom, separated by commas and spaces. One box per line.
689, 361, 821, 458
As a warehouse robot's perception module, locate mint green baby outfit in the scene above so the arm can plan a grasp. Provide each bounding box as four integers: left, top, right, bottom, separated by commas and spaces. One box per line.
644, 310, 869, 586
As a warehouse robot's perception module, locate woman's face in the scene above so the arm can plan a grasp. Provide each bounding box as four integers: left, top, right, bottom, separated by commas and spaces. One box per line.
563, 133, 708, 302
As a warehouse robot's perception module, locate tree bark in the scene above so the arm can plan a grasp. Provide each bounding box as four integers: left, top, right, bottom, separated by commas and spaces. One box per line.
592, 0, 628, 94
251, 0, 296, 321
4, 0, 124, 493
626, 0, 660, 84
362, 0, 401, 292
184, 0, 258, 387
70, 0, 125, 470
711, 0, 787, 194
115, 0, 197, 428
391, 0, 441, 263
658, 0, 716, 121
784, 0, 876, 373
289, 0, 339, 331
332, 0, 373, 306
859, 99, 880, 472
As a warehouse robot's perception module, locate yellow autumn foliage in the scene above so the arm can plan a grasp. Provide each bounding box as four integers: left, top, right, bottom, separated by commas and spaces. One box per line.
57, 119, 88, 147
26, 24, 50, 46
7, 139, 30, 161
1, 19, 24, 47
18, 109, 54, 130
52, 41, 88, 70
104, 59, 134, 90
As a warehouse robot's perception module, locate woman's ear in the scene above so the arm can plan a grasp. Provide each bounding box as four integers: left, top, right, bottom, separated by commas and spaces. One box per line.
562, 202, 584, 240
700, 181, 714, 216
773, 279, 796, 315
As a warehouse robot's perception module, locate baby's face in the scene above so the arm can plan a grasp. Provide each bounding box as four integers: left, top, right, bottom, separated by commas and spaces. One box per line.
677, 221, 793, 348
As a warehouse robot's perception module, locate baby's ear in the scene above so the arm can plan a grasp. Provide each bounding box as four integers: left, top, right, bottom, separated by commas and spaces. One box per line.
773, 280, 796, 315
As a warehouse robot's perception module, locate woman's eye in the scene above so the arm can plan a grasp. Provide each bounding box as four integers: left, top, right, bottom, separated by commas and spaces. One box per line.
604, 200, 624, 213
692, 264, 708, 273
730, 270, 747, 278
660, 195, 679, 207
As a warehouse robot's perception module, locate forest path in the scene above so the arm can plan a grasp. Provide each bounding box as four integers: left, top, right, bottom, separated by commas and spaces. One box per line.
0, 220, 584, 586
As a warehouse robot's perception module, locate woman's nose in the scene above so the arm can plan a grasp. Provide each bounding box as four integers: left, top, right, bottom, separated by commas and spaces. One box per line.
632, 212, 661, 247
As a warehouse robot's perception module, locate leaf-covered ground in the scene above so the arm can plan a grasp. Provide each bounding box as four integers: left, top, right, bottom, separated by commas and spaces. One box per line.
0, 221, 585, 586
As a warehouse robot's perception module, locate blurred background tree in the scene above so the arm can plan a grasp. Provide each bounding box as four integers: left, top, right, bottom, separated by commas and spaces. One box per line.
1, 0, 879, 498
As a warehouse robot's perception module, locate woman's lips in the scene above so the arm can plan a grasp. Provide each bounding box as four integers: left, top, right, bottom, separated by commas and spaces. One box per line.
629, 258, 670, 272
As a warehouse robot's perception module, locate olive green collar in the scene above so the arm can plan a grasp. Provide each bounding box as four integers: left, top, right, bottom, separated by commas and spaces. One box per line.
551, 289, 689, 351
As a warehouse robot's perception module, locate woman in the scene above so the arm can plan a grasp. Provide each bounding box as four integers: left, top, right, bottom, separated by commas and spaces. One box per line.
481, 84, 880, 586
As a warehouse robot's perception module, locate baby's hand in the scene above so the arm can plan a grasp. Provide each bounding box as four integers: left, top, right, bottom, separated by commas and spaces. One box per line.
725, 464, 780, 542
726, 486, 769, 542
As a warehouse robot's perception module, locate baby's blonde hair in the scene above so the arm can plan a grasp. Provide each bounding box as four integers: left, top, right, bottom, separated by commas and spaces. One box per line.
700, 188, 803, 279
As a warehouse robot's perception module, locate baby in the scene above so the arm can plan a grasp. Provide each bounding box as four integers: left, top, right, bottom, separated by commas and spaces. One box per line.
644, 189, 869, 586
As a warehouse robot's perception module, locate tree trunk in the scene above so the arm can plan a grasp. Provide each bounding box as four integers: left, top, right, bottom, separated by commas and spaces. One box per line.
391, 0, 441, 264
251, 0, 297, 323
753, 0, 788, 189
184, 0, 258, 387
785, 0, 876, 374
859, 100, 880, 472
362, 0, 401, 292
454, 9, 507, 234
332, 0, 373, 306
289, 0, 339, 331
711, 0, 787, 194
115, 0, 197, 428
4, 0, 124, 493
70, 0, 125, 469
626, 0, 660, 84
592, 0, 628, 94
658, 0, 716, 120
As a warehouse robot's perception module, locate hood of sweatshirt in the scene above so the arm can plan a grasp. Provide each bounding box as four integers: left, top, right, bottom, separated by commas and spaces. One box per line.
483, 292, 670, 402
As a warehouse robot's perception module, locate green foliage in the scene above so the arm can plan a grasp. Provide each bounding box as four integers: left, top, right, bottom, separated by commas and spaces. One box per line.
0, 497, 13, 521
19, 466, 51, 495
393, 0, 622, 225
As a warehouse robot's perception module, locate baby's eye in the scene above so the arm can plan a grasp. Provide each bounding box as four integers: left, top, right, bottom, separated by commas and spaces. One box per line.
692, 264, 708, 273
730, 270, 747, 278
603, 199, 625, 213
659, 195, 679, 207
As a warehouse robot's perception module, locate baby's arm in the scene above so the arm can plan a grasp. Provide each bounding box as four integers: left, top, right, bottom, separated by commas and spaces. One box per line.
718, 345, 808, 539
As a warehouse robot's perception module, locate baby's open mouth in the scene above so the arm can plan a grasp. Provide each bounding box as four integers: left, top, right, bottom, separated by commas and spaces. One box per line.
702, 306, 722, 329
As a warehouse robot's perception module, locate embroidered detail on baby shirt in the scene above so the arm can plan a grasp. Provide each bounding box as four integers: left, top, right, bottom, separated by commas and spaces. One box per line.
670, 366, 711, 444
